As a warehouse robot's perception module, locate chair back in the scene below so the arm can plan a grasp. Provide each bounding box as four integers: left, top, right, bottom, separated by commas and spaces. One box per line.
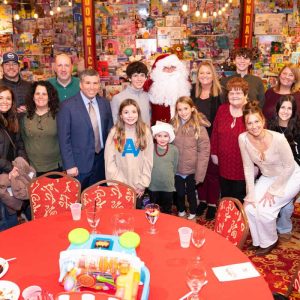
81, 180, 136, 209
286, 264, 300, 297
28, 172, 81, 219
214, 197, 249, 249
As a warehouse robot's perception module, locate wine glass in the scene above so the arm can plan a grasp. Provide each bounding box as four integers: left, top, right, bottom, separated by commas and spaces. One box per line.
145, 203, 160, 234
86, 206, 101, 234
186, 258, 207, 300
191, 226, 206, 249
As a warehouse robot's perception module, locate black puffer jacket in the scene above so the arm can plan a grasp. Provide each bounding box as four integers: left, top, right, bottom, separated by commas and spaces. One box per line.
0, 76, 32, 107
0, 124, 27, 173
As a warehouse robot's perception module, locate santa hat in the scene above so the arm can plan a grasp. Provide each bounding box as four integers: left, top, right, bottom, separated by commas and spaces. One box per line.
151, 121, 175, 143
154, 54, 181, 70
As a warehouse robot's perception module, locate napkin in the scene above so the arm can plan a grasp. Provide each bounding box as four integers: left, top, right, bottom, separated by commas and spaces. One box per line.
212, 262, 260, 282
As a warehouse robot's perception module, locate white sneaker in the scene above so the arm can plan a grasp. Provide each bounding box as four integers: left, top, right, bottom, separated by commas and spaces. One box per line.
187, 213, 196, 220
178, 211, 186, 217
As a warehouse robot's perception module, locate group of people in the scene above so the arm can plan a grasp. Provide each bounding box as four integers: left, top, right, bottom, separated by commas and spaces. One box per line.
0, 49, 299, 257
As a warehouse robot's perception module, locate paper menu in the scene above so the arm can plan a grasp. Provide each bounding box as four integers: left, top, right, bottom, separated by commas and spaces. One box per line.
212, 262, 260, 282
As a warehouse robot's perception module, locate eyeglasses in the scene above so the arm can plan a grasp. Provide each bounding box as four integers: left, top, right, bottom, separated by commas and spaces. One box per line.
37, 116, 43, 130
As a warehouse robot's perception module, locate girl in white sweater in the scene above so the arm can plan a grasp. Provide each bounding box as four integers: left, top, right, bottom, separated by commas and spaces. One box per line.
104, 99, 153, 208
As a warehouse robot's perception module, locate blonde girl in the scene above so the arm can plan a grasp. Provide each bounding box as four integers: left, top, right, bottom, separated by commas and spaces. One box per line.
171, 96, 210, 220
104, 99, 153, 208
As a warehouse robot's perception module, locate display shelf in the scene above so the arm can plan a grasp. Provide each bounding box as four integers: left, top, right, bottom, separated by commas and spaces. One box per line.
189, 34, 226, 37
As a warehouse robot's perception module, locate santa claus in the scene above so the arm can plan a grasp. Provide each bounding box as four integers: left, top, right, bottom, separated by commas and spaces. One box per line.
144, 54, 191, 125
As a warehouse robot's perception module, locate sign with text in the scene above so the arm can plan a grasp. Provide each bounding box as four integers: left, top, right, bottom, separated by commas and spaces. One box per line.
241, 0, 254, 48
81, 0, 96, 69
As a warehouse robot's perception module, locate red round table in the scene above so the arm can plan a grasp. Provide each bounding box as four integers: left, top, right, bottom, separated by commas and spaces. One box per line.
0, 209, 273, 299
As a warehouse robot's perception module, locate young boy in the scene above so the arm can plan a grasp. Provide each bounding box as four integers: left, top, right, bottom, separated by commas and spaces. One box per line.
149, 121, 178, 214
221, 47, 265, 107
110, 61, 151, 125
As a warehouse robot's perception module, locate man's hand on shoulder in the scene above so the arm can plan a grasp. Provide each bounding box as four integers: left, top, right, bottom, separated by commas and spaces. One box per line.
66, 167, 79, 177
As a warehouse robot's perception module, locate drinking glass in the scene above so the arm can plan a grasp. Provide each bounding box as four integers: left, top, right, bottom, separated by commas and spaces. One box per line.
191, 226, 205, 249
186, 258, 207, 300
86, 206, 101, 234
145, 203, 160, 234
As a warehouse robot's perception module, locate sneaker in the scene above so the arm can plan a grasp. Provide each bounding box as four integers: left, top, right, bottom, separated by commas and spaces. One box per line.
205, 206, 216, 221
187, 213, 196, 220
178, 211, 186, 217
196, 202, 207, 216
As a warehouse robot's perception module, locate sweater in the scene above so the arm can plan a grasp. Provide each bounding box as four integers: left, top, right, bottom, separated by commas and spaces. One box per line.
148, 144, 179, 192
220, 73, 265, 107
211, 104, 246, 180
110, 85, 151, 126
238, 130, 298, 201
263, 88, 300, 120
173, 124, 210, 184
192, 95, 221, 137
48, 77, 80, 102
0, 76, 32, 107
104, 126, 153, 190
21, 112, 62, 172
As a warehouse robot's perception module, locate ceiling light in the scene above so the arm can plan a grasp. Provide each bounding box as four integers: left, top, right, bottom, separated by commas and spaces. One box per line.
182, 3, 188, 12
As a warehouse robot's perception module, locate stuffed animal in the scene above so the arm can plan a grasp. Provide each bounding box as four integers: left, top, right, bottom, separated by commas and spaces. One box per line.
11, 157, 36, 200
171, 44, 184, 60
0, 174, 22, 214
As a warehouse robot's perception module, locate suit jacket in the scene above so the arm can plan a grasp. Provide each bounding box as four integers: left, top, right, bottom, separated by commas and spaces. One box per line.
57, 92, 113, 174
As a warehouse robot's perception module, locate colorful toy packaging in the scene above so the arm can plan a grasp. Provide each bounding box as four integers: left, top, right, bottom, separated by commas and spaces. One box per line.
59, 250, 145, 300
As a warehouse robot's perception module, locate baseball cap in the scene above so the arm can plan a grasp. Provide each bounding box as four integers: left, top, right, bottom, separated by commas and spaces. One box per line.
2, 52, 19, 64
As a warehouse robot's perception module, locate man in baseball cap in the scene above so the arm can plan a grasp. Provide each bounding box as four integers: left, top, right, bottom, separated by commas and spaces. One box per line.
0, 51, 32, 113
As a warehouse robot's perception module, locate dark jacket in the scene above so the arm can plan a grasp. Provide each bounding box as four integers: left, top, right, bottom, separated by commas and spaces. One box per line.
0, 124, 27, 173
0, 76, 32, 107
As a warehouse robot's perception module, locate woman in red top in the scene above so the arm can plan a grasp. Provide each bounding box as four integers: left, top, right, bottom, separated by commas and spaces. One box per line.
210, 77, 248, 202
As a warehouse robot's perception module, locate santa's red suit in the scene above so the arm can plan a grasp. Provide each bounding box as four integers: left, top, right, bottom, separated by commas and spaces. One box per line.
144, 54, 191, 125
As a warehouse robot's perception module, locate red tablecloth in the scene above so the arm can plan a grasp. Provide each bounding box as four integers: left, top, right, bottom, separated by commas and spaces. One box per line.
0, 209, 273, 299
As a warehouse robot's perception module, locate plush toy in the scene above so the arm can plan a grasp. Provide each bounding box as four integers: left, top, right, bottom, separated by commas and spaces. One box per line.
171, 44, 184, 59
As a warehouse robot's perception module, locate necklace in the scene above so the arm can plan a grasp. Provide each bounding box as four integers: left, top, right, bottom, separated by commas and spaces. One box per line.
155, 143, 169, 157
279, 126, 287, 135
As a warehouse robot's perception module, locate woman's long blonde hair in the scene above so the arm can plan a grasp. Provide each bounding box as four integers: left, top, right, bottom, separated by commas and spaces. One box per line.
195, 61, 222, 98
171, 96, 210, 140
114, 99, 148, 152
275, 63, 300, 93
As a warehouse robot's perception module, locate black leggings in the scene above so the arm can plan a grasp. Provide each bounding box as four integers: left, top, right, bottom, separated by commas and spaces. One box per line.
175, 174, 197, 214
220, 176, 246, 203
149, 190, 173, 214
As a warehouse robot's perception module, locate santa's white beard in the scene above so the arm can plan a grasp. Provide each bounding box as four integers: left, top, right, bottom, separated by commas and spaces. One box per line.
149, 68, 191, 108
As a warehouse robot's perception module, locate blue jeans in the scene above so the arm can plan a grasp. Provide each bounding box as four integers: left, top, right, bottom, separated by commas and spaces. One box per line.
0, 202, 18, 231
277, 200, 294, 234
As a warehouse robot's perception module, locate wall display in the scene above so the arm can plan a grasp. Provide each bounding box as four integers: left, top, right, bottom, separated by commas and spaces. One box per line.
253, 0, 300, 88
0, 5, 13, 34
254, 13, 286, 35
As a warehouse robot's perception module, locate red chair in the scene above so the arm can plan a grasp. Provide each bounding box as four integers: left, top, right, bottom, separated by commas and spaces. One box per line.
273, 264, 300, 299
81, 180, 136, 209
214, 197, 249, 249
28, 172, 81, 219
